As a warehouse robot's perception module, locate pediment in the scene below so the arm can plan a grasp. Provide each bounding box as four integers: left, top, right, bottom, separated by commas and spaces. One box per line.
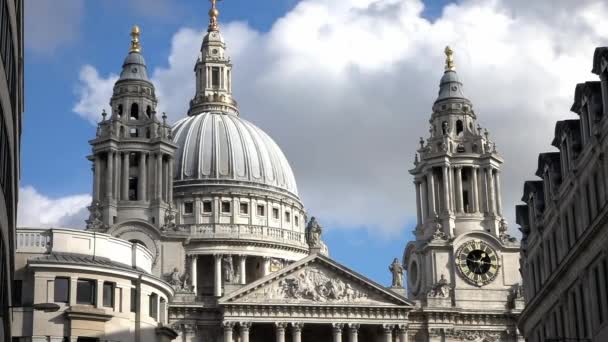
220, 254, 413, 307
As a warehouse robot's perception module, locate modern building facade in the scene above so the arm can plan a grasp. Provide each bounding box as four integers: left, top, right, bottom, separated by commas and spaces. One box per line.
402, 47, 523, 341
15, 2, 527, 341
0, 0, 23, 340
517, 47, 608, 342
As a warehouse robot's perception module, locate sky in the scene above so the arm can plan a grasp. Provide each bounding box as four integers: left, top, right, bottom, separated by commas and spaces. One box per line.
19, 0, 608, 285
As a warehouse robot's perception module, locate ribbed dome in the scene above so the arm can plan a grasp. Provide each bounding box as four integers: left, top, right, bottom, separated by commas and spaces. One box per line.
172, 113, 299, 197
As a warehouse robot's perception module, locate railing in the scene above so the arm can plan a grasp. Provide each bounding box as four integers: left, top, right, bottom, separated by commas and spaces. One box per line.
16, 229, 51, 252
184, 224, 306, 246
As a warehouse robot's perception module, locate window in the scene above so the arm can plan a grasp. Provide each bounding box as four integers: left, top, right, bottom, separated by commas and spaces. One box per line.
76, 279, 96, 305
12, 280, 22, 306
54, 277, 70, 303
184, 202, 194, 214
130, 288, 137, 313
130, 103, 139, 120
129, 128, 138, 138
211, 67, 220, 88
221, 201, 231, 213
257, 204, 265, 216
272, 208, 279, 219
129, 177, 138, 201
146, 105, 152, 117
295, 215, 299, 226
117, 104, 123, 116
203, 201, 212, 213
285, 211, 291, 223
240, 202, 249, 215
456, 120, 464, 135
149, 293, 158, 320
103, 282, 114, 308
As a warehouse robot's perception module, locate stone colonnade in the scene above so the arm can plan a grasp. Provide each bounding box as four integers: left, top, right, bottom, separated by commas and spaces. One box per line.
93, 150, 173, 203
189, 254, 273, 296
222, 322, 409, 342
414, 165, 502, 224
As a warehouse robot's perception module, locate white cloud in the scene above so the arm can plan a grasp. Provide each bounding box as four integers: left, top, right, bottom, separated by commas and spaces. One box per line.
17, 186, 90, 229
73, 65, 118, 125
72, 0, 608, 236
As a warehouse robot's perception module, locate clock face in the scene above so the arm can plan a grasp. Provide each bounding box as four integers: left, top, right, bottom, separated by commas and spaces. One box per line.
456, 240, 499, 286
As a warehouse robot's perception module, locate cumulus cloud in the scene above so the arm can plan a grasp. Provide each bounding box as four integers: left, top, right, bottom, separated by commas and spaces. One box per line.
72, 0, 608, 236
18, 186, 90, 229
25, 0, 84, 55
73, 65, 119, 125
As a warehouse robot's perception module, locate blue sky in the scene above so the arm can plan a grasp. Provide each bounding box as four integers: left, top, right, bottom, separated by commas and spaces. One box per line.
21, 0, 608, 285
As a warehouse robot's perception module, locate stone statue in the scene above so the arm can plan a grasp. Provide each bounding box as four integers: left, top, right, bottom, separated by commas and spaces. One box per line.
430, 216, 448, 241
389, 258, 404, 288
85, 201, 107, 231
427, 274, 451, 298
223, 256, 234, 283
170, 267, 182, 290
161, 206, 177, 231
306, 217, 323, 248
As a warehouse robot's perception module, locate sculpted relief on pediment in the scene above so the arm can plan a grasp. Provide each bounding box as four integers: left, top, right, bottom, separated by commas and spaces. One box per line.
235, 264, 393, 305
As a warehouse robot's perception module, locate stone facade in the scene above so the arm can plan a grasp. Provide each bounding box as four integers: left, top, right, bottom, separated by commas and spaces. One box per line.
0, 0, 23, 341
517, 47, 608, 342
15, 3, 528, 342
403, 47, 523, 341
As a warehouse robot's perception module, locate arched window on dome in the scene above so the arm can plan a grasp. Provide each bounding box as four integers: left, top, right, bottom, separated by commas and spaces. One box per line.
130, 103, 139, 120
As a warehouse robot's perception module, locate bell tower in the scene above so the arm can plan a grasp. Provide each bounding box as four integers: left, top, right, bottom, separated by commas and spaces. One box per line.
403, 47, 522, 322
86, 26, 177, 232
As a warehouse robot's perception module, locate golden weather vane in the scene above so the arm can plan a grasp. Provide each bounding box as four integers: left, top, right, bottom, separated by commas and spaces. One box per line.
208, 0, 223, 31
445, 46, 455, 71
130, 25, 141, 53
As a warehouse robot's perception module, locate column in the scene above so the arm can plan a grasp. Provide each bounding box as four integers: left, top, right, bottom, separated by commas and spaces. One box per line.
427, 171, 436, 216
190, 255, 198, 295
414, 181, 422, 225
122, 152, 130, 200
223, 322, 235, 342
471, 166, 479, 212
348, 323, 359, 342
156, 153, 163, 201
381, 324, 393, 342
239, 255, 247, 285
106, 151, 114, 200
214, 254, 223, 297
94, 155, 101, 201
239, 322, 251, 342
138, 152, 146, 201
275, 322, 287, 342
397, 324, 408, 342
163, 157, 169, 201
442, 165, 450, 213
479, 166, 487, 213
486, 167, 495, 214
420, 179, 428, 221
263, 257, 271, 276
455, 167, 463, 213
168, 156, 174, 203
292, 323, 304, 342
495, 169, 503, 216
332, 323, 343, 342
113, 152, 120, 200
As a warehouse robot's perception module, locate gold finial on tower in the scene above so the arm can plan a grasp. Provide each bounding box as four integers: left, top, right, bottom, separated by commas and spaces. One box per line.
208, 0, 222, 32
444, 46, 455, 71
130, 25, 141, 53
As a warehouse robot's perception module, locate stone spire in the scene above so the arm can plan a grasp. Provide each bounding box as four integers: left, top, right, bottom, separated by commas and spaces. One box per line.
119, 25, 150, 82
188, 0, 239, 116
409, 46, 504, 241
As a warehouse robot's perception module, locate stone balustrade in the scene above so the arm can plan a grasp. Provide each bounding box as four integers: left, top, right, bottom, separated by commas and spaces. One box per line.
178, 224, 307, 247
16, 228, 154, 273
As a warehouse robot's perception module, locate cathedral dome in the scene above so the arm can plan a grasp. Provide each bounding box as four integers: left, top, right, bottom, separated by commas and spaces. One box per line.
172, 112, 299, 197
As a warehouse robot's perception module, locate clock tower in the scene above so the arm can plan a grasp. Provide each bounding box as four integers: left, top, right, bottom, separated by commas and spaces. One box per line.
403, 47, 523, 340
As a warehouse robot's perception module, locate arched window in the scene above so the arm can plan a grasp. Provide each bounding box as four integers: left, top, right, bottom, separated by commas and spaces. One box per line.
441, 121, 448, 135
130, 103, 139, 120
146, 106, 152, 118
456, 120, 464, 136
117, 104, 123, 116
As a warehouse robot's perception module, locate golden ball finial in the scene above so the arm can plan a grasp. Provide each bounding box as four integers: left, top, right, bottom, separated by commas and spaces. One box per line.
208, 0, 222, 31
130, 25, 142, 53
444, 45, 455, 71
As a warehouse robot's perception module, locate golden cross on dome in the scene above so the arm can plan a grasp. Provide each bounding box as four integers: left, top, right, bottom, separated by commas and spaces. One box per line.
130, 25, 141, 53
208, 0, 222, 31
445, 46, 455, 71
